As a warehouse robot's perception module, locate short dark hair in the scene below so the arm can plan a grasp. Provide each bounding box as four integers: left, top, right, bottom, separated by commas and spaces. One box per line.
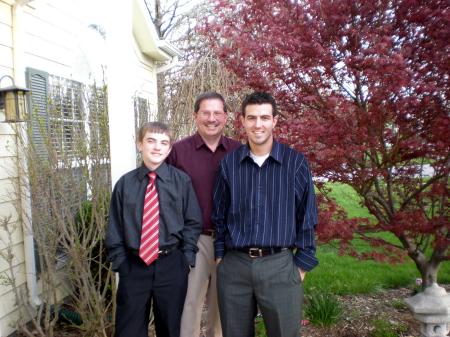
138, 122, 173, 146
241, 92, 277, 118
194, 92, 227, 113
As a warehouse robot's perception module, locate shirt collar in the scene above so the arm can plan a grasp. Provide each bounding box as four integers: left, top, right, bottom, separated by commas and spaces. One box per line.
194, 131, 227, 150
138, 161, 169, 182
239, 138, 283, 164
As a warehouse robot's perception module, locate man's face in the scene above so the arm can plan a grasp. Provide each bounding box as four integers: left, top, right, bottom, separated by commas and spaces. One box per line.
138, 132, 172, 170
194, 99, 227, 141
241, 104, 277, 149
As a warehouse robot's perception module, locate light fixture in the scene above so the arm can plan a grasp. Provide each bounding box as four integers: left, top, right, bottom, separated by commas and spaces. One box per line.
0, 75, 30, 123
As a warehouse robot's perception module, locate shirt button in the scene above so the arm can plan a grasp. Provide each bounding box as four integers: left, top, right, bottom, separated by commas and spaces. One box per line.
257, 203, 260, 206
256, 221, 259, 224
258, 186, 261, 189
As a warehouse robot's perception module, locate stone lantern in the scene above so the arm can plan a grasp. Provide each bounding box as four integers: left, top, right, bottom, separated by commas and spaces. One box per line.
405, 283, 450, 337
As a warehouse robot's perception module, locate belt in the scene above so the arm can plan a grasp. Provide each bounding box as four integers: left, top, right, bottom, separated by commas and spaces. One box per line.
201, 230, 215, 238
129, 245, 179, 259
235, 247, 290, 258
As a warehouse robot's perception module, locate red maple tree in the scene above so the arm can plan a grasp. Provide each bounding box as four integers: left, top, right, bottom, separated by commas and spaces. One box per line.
203, 0, 450, 289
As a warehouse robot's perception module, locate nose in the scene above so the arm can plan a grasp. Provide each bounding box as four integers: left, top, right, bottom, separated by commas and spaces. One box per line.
154, 141, 161, 150
207, 113, 216, 122
255, 117, 262, 128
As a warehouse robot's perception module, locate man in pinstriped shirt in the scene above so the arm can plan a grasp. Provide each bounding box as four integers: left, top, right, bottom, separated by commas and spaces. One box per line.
212, 92, 318, 337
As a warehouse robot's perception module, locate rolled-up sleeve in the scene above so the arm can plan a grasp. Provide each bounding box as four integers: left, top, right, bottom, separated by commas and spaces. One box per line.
212, 161, 230, 260
105, 177, 127, 272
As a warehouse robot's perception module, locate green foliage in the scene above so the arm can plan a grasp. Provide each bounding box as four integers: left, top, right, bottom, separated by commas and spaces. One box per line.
303, 290, 347, 327
387, 300, 404, 309
322, 183, 372, 219
304, 183, 450, 295
370, 317, 406, 337
255, 317, 267, 337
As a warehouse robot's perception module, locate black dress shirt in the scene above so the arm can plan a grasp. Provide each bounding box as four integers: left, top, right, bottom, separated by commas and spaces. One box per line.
105, 162, 202, 271
212, 139, 319, 271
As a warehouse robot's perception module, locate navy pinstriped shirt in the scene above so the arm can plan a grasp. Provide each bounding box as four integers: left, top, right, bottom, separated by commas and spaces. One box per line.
212, 139, 319, 271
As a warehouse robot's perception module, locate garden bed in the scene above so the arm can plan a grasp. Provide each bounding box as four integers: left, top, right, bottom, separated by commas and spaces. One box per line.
206, 285, 449, 337
30, 285, 450, 336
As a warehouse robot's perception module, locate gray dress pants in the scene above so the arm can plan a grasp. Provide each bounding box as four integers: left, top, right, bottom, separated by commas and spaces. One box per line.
217, 249, 303, 337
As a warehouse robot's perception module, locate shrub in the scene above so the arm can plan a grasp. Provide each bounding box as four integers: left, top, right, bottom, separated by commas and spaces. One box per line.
303, 291, 347, 327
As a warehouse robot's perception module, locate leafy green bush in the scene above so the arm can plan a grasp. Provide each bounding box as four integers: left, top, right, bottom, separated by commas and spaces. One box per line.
303, 291, 347, 327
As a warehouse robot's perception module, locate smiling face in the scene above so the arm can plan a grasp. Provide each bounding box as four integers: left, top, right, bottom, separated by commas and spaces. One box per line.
241, 103, 277, 156
194, 98, 227, 142
138, 132, 172, 171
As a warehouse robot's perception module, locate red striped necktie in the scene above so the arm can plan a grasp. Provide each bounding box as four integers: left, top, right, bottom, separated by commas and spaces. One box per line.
139, 172, 159, 265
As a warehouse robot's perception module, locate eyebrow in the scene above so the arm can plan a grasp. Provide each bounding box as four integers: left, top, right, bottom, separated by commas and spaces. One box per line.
246, 114, 271, 118
145, 137, 169, 142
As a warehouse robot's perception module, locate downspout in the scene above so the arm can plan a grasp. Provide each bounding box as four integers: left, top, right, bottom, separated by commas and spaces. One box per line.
12, 0, 41, 308
152, 55, 179, 116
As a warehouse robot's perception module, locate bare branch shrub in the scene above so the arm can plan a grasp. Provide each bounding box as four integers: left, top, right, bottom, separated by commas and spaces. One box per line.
155, 1, 249, 141
9, 80, 114, 336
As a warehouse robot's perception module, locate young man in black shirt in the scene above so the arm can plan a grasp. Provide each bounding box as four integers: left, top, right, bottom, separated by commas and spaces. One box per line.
105, 122, 202, 337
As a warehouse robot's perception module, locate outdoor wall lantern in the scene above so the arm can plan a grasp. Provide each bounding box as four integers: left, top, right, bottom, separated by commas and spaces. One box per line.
0, 75, 30, 123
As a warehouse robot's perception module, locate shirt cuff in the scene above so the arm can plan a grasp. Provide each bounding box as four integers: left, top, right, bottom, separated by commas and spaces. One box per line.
294, 249, 319, 272
183, 250, 196, 267
214, 241, 226, 259
109, 252, 127, 272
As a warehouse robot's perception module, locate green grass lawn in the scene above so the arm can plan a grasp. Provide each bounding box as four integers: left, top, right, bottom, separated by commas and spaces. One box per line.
306, 183, 450, 295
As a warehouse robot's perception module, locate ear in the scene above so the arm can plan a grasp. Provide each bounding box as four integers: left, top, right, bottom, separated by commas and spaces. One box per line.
273, 115, 278, 128
194, 112, 198, 123
240, 115, 245, 126
137, 141, 143, 152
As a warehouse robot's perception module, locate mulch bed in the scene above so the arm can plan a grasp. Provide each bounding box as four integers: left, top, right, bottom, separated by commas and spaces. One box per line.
199, 285, 450, 337
34, 285, 450, 336
298, 287, 424, 337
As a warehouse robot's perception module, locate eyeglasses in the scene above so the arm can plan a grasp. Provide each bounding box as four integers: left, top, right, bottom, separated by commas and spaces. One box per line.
197, 111, 225, 118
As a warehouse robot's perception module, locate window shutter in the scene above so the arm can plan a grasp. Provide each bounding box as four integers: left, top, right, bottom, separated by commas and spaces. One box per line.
26, 67, 50, 273
26, 67, 50, 162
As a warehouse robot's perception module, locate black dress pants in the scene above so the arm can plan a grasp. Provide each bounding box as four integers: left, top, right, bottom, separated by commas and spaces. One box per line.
114, 250, 190, 337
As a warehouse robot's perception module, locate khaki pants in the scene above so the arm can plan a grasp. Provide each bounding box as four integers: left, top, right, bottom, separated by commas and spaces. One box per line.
180, 234, 222, 337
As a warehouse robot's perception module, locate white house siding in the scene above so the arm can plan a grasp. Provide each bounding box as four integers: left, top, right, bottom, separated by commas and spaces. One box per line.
0, 0, 13, 78
21, 0, 108, 83
0, 1, 28, 335
132, 40, 156, 117
0, 119, 26, 337
0, 1, 106, 335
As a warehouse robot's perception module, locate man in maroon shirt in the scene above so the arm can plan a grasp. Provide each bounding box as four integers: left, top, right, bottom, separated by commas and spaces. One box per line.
167, 92, 242, 337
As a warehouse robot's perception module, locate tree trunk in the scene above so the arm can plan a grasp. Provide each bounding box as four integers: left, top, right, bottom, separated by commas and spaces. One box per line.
410, 252, 442, 291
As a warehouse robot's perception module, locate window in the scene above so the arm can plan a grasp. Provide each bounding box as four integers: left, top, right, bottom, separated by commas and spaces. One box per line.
49, 75, 84, 159
26, 67, 109, 272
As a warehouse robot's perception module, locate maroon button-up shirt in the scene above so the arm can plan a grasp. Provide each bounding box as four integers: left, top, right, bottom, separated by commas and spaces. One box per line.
167, 132, 242, 230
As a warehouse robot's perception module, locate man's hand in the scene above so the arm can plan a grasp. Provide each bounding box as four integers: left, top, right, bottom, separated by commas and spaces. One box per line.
298, 267, 306, 281
216, 258, 222, 266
